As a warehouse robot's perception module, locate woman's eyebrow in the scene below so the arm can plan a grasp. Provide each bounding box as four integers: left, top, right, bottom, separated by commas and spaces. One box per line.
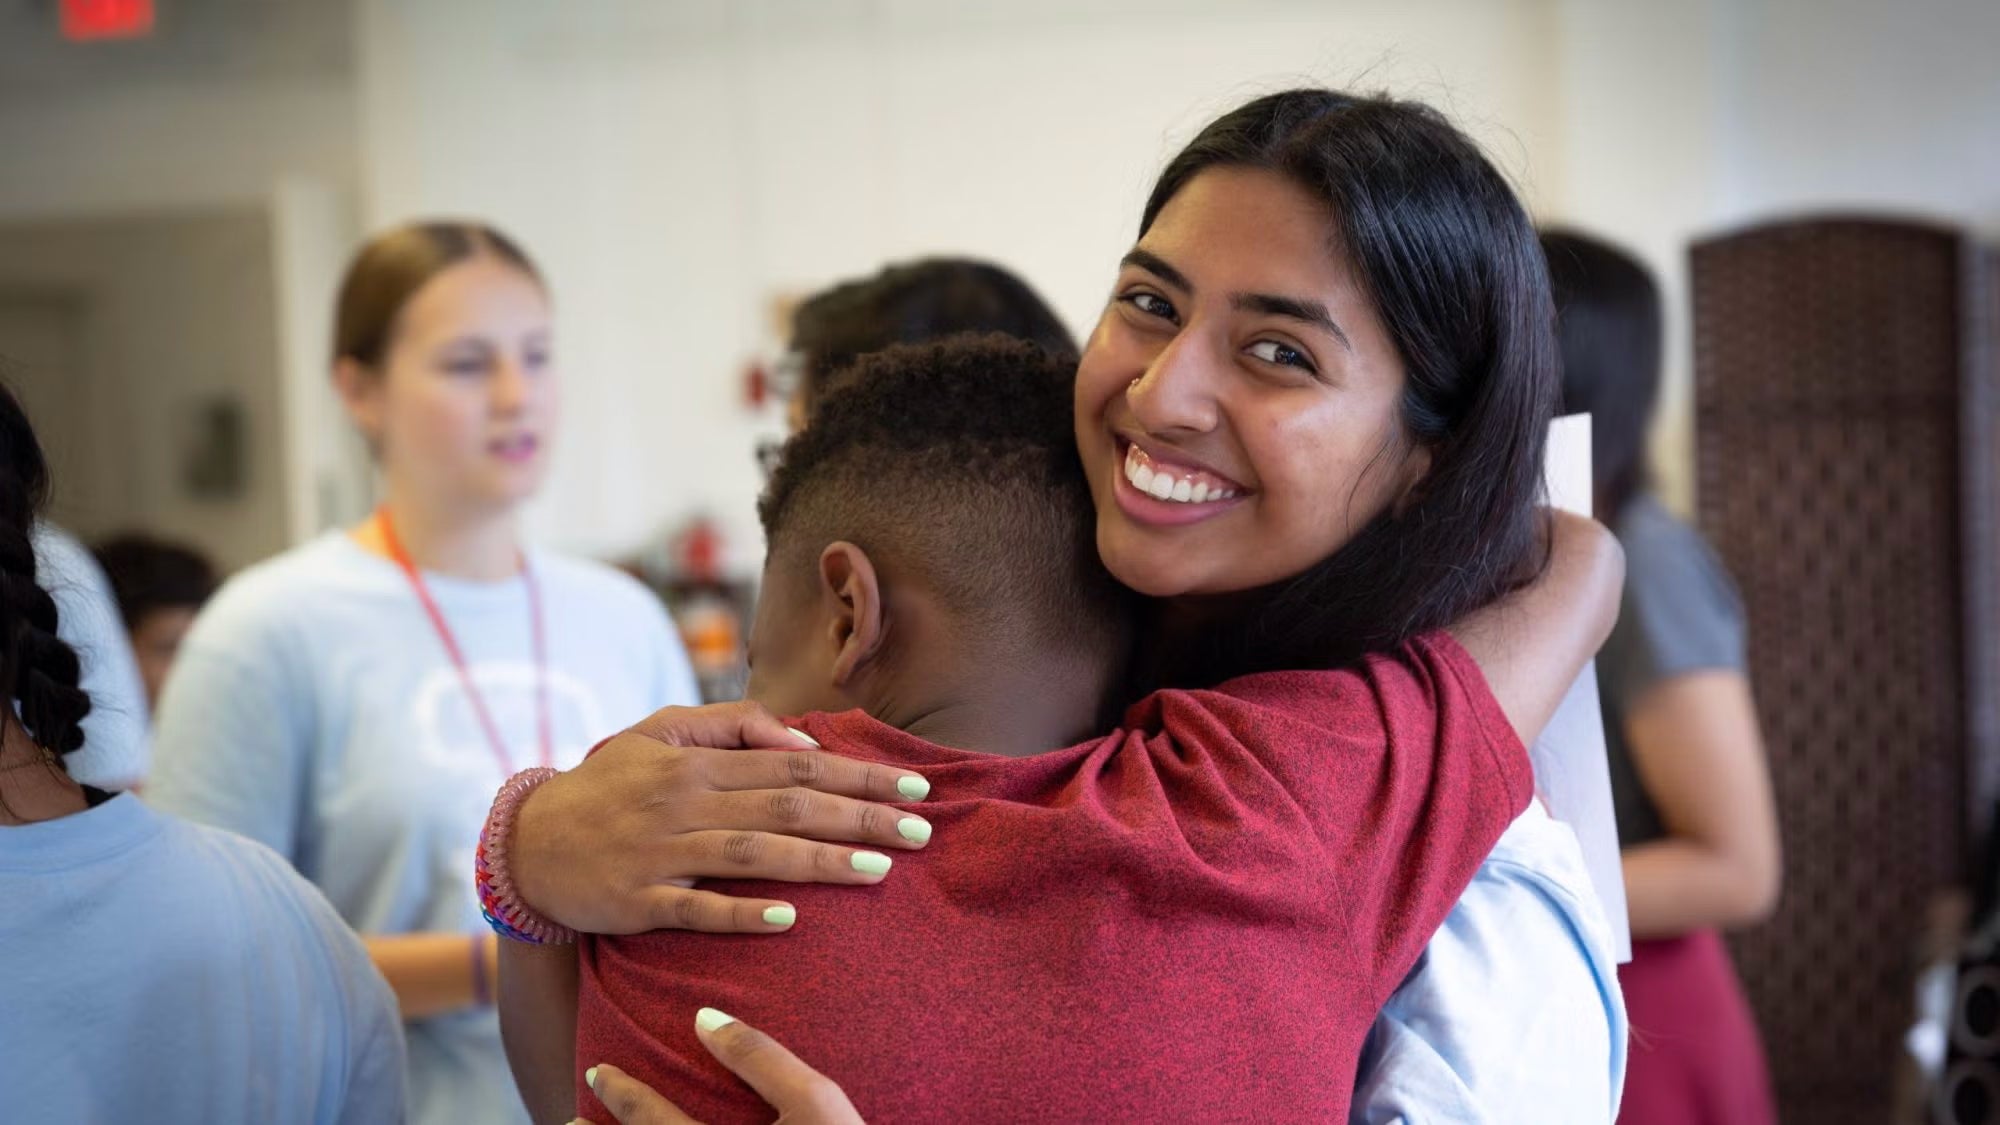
1232, 292, 1353, 352
1121, 248, 1193, 292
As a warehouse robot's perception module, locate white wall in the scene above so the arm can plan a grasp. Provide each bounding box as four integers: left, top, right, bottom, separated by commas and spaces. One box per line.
5, 0, 1994, 565
0, 212, 291, 571
1714, 0, 2000, 232
355, 0, 1565, 568
1549, 0, 2000, 514
0, 76, 357, 223
0, 12, 367, 563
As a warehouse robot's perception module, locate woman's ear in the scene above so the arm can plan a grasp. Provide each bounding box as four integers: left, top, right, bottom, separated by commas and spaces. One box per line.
1392, 444, 1434, 516
818, 542, 887, 688
332, 356, 386, 448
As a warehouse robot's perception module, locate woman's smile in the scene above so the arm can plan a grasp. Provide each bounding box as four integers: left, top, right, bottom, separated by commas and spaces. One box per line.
1111, 437, 1250, 527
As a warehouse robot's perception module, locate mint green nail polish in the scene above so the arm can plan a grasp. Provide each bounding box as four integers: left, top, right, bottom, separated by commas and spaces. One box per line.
897, 775, 931, 801
897, 817, 932, 844
584, 1066, 600, 1091
696, 1007, 737, 1033
763, 904, 797, 927
851, 850, 893, 875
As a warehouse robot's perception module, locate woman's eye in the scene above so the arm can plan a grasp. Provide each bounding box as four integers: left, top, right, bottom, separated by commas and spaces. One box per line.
1246, 339, 1315, 373
442, 355, 492, 376
1122, 291, 1178, 322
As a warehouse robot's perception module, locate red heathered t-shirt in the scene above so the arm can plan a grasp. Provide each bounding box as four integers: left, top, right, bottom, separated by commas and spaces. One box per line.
576, 632, 1530, 1123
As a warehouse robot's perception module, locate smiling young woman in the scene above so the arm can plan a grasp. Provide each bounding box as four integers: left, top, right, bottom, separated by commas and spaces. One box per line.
486, 89, 1626, 1122
144, 222, 703, 1125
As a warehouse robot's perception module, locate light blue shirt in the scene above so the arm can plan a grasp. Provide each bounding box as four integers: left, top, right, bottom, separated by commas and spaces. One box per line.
1354, 803, 1628, 1123
148, 533, 701, 1125
0, 794, 404, 1122
33, 525, 150, 790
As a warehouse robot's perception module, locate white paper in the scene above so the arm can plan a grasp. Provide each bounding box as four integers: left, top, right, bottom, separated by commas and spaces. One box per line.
1537, 414, 1632, 962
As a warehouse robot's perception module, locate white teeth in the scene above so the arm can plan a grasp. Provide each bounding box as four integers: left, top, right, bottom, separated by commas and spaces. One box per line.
1123, 444, 1241, 504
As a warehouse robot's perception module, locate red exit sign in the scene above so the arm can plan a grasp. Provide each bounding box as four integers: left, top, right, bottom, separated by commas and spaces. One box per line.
61, 0, 155, 41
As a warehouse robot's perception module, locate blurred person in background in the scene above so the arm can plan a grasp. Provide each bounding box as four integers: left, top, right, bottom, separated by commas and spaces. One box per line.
777, 256, 1077, 433
1544, 227, 1781, 1125
29, 524, 150, 790
93, 531, 217, 712
0, 379, 404, 1123
146, 221, 700, 1125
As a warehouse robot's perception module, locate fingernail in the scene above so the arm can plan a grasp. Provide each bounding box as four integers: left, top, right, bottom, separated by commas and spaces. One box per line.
897, 816, 932, 844
897, 774, 931, 801
851, 850, 893, 875
696, 1006, 737, 1033
584, 1066, 600, 1091
786, 725, 821, 747
762, 904, 797, 927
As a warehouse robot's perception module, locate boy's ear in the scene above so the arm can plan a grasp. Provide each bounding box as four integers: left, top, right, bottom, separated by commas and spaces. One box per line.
818, 541, 887, 688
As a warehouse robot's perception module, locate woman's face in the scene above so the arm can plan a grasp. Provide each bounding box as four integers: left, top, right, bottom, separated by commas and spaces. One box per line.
346, 255, 557, 514
1074, 166, 1426, 598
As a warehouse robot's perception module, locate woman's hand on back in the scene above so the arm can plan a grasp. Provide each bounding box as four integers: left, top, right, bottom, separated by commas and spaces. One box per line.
582, 1010, 863, 1124
509, 701, 933, 935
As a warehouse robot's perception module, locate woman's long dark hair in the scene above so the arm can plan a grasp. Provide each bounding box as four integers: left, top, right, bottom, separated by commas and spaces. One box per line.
1140, 89, 1557, 689
0, 383, 92, 767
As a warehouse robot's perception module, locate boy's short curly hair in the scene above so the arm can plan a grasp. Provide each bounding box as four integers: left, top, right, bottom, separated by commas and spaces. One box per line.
758, 333, 1126, 660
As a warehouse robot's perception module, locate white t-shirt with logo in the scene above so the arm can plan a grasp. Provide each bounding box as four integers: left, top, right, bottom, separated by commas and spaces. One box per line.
148, 532, 700, 1125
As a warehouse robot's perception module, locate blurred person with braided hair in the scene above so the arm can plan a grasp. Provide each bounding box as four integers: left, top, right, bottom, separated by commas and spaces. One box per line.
0, 379, 405, 1122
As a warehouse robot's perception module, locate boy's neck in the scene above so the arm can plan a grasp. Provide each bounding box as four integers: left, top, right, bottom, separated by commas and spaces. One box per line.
864, 644, 1114, 758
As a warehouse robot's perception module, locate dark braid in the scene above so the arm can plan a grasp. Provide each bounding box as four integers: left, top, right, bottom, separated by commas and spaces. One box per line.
0, 382, 91, 757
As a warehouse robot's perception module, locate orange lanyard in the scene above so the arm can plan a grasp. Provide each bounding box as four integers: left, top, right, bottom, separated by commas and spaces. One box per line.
378, 508, 553, 776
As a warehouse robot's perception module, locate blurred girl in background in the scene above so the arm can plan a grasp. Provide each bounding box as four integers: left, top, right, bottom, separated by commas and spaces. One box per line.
147, 221, 700, 1125
1545, 227, 1781, 1125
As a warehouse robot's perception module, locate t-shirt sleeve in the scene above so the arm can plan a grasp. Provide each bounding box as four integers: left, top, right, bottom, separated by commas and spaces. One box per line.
1135, 634, 1533, 993
147, 588, 313, 863
1606, 512, 1746, 706
1354, 807, 1627, 1123
206, 825, 408, 1125
329, 917, 408, 1125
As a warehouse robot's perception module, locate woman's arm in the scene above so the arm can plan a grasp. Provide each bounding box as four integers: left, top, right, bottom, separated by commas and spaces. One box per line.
1620, 670, 1782, 937
1449, 510, 1625, 748
363, 933, 498, 1020
506, 702, 933, 935
499, 941, 582, 1123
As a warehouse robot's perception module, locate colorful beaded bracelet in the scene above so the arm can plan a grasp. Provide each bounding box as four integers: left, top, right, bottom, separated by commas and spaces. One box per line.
475, 766, 577, 945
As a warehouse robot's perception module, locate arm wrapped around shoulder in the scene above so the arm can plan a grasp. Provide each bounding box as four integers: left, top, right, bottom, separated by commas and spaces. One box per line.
1451, 509, 1625, 748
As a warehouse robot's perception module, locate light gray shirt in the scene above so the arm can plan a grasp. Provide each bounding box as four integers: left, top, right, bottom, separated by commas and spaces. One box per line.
148, 533, 700, 1125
